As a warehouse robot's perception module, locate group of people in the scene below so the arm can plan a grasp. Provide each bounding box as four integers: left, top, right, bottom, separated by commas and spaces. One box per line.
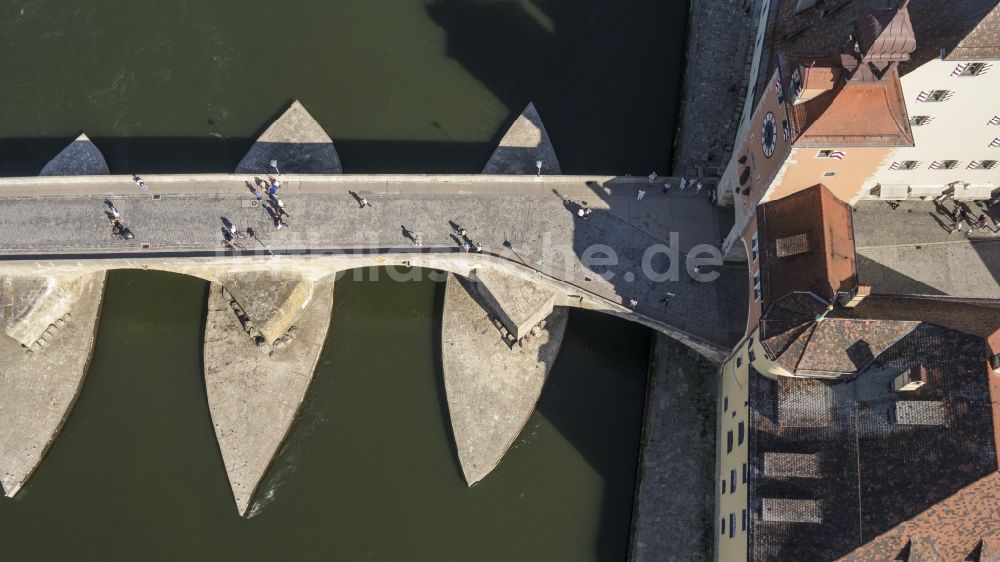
643, 172, 706, 199
948, 202, 995, 234
250, 177, 289, 229
453, 225, 483, 253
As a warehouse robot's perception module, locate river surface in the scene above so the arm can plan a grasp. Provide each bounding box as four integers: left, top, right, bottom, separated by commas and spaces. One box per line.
0, 0, 686, 175
0, 269, 650, 561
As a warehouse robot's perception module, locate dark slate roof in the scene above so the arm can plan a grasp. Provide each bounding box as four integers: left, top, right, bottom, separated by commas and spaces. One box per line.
748, 324, 1000, 561
836, 296, 1000, 353
759, 292, 919, 377
756, 1, 1000, 108
903, 0, 1000, 69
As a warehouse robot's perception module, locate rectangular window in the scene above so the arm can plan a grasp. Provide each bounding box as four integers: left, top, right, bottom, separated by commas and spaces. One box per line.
816, 149, 833, 158
920, 90, 951, 102
743, 463, 748, 483
727, 431, 734, 453
753, 271, 761, 302
721, 479, 726, 495
721, 518, 726, 535
751, 233, 759, 262
738, 422, 745, 445
724, 396, 729, 412
822, 171, 837, 177
969, 160, 998, 170
730, 470, 736, 493
736, 355, 743, 368
957, 62, 987, 76
936, 160, 959, 170
909, 115, 932, 126
892, 160, 920, 170
991, 138, 1000, 148
729, 514, 736, 538
748, 348, 756, 362
742, 509, 748, 531
989, 116, 1000, 126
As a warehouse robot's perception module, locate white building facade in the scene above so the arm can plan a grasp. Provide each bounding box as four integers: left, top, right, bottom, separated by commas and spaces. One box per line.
869, 35, 1000, 200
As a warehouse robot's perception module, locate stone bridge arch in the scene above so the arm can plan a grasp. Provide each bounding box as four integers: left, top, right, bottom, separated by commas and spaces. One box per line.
0, 251, 726, 514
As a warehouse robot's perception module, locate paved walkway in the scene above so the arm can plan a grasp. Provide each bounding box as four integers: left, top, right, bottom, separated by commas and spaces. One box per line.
0, 176, 745, 347
854, 200, 1000, 298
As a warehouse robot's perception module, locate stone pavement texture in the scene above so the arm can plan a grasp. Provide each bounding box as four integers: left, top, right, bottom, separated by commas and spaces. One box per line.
39, 134, 110, 177
204, 280, 334, 516
235, 100, 343, 174
441, 274, 568, 486
672, 0, 757, 177
0, 271, 105, 497
0, 176, 743, 348
853, 200, 1000, 298
629, 333, 718, 562
482, 102, 561, 175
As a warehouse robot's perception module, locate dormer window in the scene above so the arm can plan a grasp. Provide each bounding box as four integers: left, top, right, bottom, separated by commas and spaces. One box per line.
955, 62, 989, 77
909, 115, 932, 126
919, 90, 952, 102
891, 160, 921, 170
930, 160, 959, 170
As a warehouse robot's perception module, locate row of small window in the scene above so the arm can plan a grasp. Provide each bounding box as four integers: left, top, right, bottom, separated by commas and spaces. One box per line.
752, 270, 761, 302
726, 422, 745, 453
891, 159, 998, 171
721, 464, 749, 496
732, 338, 757, 370
952, 62, 991, 77
721, 509, 748, 538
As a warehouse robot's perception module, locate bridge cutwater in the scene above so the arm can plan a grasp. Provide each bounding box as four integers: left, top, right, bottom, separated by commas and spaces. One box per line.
0, 100, 737, 516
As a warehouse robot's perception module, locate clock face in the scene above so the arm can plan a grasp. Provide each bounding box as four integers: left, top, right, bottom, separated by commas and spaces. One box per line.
762, 112, 777, 158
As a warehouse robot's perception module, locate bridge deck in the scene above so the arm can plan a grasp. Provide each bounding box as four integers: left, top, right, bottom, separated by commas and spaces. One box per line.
0, 176, 745, 347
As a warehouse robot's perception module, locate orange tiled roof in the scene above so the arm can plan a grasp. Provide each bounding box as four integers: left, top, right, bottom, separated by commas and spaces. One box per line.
788, 64, 914, 147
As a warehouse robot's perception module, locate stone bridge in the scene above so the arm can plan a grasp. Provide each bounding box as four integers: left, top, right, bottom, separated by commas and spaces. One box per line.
0, 101, 742, 516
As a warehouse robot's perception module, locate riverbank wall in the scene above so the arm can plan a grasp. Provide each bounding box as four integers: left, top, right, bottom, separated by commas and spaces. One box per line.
672, 0, 760, 180
628, 332, 719, 562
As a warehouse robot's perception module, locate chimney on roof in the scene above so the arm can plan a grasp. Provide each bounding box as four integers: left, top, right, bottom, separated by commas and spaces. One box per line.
894, 364, 928, 392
